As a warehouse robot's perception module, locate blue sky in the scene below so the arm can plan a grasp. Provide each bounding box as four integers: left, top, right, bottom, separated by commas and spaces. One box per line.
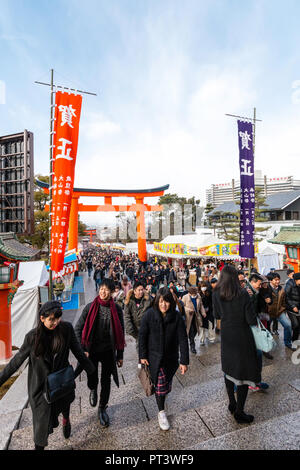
1, 0, 300, 225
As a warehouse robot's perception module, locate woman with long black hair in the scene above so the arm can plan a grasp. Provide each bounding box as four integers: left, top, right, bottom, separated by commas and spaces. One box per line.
139, 287, 189, 431
0, 301, 95, 450
212, 265, 260, 424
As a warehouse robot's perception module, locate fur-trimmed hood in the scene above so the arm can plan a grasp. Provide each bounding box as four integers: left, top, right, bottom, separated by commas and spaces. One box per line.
124, 289, 149, 306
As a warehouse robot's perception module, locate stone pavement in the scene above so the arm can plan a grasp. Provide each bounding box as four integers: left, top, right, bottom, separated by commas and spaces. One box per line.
6, 272, 300, 450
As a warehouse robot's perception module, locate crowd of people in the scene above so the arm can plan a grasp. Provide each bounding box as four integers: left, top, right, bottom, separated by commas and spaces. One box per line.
0, 245, 299, 449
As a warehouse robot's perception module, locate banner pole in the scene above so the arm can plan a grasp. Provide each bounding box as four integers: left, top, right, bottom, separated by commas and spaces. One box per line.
248, 107, 256, 275
49, 68, 54, 301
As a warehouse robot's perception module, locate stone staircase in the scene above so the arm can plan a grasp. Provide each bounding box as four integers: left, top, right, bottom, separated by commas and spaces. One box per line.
8, 332, 300, 450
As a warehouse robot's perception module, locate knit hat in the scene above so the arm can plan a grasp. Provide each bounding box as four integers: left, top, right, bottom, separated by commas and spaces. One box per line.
293, 273, 300, 281
210, 278, 218, 284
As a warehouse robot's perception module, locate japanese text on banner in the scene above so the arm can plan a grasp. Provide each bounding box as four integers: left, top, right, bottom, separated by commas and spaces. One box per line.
51, 91, 82, 273
237, 120, 255, 259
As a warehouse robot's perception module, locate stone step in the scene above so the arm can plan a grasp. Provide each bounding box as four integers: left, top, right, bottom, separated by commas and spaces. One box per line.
11, 362, 300, 450
9, 398, 214, 450
186, 410, 300, 450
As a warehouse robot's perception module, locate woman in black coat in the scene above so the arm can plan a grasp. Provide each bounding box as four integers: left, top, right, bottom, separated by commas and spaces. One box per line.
212, 265, 260, 424
0, 301, 95, 450
139, 287, 189, 431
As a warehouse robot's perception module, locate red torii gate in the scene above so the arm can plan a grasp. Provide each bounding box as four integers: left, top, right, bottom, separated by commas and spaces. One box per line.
84, 229, 97, 243
37, 180, 169, 262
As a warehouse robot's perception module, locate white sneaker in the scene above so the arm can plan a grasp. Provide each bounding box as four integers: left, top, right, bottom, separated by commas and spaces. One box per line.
158, 411, 170, 431
208, 339, 215, 343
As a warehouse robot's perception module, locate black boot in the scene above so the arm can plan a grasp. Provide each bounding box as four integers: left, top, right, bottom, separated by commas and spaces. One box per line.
62, 418, 71, 439
89, 389, 98, 407
98, 406, 109, 427
263, 351, 273, 360
234, 384, 254, 424
234, 411, 254, 424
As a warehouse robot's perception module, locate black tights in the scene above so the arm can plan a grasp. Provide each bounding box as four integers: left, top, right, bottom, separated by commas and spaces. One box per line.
155, 394, 166, 412
225, 377, 249, 414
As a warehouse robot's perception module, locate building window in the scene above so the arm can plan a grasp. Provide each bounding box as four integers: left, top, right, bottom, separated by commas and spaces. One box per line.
293, 211, 299, 220
288, 247, 298, 259
285, 211, 292, 220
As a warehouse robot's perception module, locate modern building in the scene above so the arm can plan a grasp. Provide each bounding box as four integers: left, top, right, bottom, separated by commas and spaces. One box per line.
208, 190, 300, 222
0, 131, 34, 234
206, 170, 300, 208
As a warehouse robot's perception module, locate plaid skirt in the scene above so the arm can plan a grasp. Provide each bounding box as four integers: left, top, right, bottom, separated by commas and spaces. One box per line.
155, 368, 172, 396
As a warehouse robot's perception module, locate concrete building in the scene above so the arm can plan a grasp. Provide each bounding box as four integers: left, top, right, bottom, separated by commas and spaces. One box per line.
0, 131, 34, 234
206, 170, 300, 208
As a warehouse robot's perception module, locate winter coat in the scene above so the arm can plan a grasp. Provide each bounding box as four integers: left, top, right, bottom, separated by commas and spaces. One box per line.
177, 271, 187, 287
201, 291, 215, 328
212, 289, 261, 384
181, 293, 205, 335
267, 285, 286, 319
74, 301, 124, 387
285, 279, 300, 316
124, 290, 152, 340
168, 269, 177, 283
138, 307, 189, 385
0, 322, 95, 447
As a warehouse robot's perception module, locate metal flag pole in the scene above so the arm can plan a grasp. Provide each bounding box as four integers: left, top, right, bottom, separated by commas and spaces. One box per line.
225, 108, 262, 277
35, 70, 97, 300
49, 68, 54, 300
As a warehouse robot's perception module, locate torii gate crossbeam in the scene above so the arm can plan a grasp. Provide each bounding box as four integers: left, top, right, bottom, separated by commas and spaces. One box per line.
37, 180, 169, 263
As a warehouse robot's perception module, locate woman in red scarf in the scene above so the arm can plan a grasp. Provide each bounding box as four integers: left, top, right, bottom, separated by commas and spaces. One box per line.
74, 278, 125, 427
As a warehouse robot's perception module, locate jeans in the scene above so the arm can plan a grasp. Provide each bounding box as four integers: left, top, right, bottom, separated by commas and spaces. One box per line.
277, 313, 292, 347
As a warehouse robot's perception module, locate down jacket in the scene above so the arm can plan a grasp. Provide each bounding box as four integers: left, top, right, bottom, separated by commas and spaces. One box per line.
285, 280, 300, 315
124, 289, 152, 340
138, 307, 189, 385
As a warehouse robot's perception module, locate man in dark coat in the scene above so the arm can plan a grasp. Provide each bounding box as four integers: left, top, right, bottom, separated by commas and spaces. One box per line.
74, 278, 125, 428
285, 272, 300, 343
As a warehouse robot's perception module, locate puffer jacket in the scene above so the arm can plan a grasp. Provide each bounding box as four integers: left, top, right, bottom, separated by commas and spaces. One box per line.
285, 279, 300, 315
124, 289, 152, 339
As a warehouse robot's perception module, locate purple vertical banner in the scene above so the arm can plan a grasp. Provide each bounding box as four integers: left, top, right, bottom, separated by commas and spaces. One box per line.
237, 120, 255, 258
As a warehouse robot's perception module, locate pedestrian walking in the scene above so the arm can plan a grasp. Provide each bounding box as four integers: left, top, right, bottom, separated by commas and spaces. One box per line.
0, 301, 95, 450
124, 281, 152, 349
212, 265, 260, 424
266, 272, 295, 350
139, 287, 189, 431
285, 272, 300, 343
182, 286, 206, 354
74, 278, 125, 428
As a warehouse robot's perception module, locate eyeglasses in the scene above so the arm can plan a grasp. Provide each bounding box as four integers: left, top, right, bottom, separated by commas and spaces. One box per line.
239, 280, 246, 284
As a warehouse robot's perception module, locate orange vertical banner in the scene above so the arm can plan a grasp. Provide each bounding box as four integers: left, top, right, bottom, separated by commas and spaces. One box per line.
50, 91, 82, 273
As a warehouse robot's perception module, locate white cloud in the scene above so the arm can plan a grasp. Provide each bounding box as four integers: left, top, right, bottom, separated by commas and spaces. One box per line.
81, 112, 121, 139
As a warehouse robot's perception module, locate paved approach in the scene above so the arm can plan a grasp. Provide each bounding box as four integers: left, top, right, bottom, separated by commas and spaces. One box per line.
8, 272, 300, 450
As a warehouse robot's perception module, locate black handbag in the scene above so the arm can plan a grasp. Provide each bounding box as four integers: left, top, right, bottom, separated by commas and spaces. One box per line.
44, 365, 76, 404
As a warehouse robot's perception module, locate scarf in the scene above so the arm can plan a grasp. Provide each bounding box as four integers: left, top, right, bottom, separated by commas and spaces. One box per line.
81, 296, 125, 351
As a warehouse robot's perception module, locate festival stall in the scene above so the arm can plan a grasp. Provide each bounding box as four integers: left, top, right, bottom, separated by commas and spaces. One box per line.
256, 239, 285, 275
11, 261, 49, 348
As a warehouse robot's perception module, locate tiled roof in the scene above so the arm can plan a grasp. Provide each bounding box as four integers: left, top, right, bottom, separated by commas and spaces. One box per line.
268, 226, 300, 245
0, 232, 40, 261
208, 190, 300, 215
